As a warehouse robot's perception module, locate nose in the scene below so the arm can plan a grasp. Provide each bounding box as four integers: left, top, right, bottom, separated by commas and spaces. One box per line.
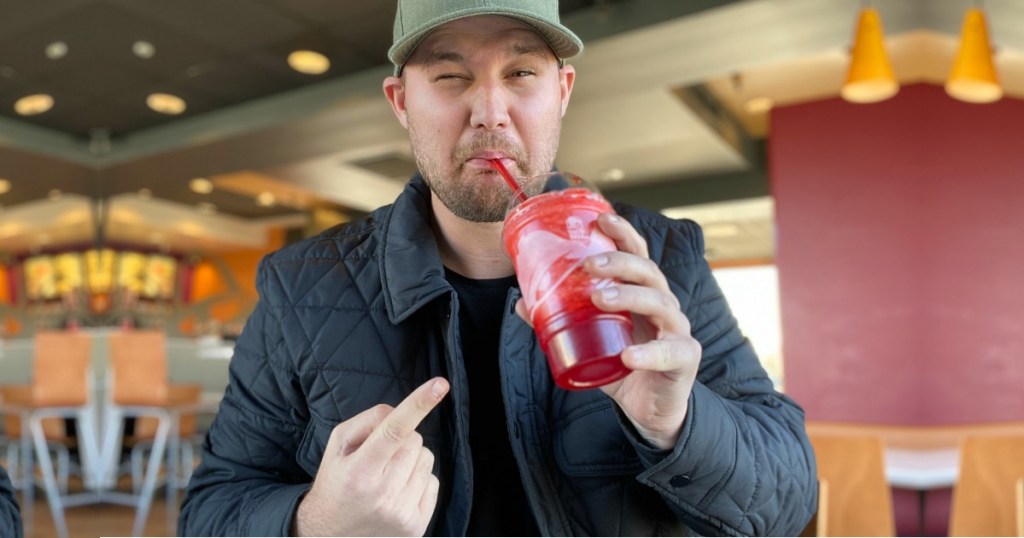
469, 80, 511, 131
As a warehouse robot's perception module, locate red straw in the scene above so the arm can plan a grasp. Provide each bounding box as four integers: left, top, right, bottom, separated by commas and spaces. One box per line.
490, 159, 527, 203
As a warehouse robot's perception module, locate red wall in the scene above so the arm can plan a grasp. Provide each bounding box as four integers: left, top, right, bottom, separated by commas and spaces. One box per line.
771, 83, 1024, 535
772, 83, 1024, 425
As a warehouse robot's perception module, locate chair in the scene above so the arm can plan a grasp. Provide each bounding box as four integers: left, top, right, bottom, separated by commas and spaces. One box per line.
0, 385, 72, 493
949, 435, 1024, 537
808, 433, 895, 536
1016, 478, 1023, 537
129, 383, 204, 493
107, 329, 213, 534
0, 331, 97, 538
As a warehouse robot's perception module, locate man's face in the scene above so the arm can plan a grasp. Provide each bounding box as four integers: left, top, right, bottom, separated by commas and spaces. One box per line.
384, 16, 575, 222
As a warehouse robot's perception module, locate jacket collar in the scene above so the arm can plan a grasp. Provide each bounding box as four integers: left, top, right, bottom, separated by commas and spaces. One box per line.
379, 174, 453, 324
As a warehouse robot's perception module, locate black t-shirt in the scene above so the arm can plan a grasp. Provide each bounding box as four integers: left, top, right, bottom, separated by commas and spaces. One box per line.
446, 268, 540, 536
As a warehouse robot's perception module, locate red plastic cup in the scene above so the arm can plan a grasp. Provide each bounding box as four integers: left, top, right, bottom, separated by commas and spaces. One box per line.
502, 180, 633, 390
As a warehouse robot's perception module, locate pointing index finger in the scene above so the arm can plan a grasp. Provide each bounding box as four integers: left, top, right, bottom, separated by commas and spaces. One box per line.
368, 377, 449, 452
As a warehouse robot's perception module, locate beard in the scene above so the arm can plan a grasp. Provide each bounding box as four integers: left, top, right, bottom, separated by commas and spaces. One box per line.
408, 121, 561, 223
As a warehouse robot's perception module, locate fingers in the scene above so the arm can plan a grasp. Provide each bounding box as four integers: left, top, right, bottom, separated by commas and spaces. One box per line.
597, 213, 649, 258
621, 337, 701, 376
366, 377, 449, 455
591, 283, 687, 335
328, 403, 394, 457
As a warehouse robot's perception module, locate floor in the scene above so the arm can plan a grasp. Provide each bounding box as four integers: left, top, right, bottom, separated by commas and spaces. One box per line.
21, 492, 180, 538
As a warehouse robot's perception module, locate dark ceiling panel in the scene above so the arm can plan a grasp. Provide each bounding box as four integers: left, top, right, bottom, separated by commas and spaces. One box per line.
0, 146, 97, 205
0, 0, 92, 37
168, 59, 292, 107
111, 0, 308, 54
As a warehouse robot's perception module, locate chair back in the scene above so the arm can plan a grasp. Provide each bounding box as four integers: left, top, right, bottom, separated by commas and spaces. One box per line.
107, 330, 169, 406
31, 331, 92, 407
949, 435, 1024, 536
809, 433, 895, 536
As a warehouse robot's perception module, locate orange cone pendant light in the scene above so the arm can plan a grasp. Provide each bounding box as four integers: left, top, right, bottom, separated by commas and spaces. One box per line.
946, 7, 1002, 103
842, 7, 899, 103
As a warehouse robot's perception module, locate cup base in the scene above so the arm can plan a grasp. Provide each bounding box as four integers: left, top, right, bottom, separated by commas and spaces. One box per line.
544, 317, 632, 390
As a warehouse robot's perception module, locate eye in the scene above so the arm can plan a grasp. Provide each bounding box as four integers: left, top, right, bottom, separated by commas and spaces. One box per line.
510, 69, 536, 78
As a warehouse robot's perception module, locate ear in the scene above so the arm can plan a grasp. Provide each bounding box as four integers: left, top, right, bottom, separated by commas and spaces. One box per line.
558, 64, 576, 117
383, 75, 409, 129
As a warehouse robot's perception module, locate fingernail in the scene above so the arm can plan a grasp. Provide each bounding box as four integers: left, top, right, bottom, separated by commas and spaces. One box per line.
627, 347, 646, 368
601, 287, 619, 302
431, 380, 446, 399
593, 254, 609, 267
606, 214, 620, 223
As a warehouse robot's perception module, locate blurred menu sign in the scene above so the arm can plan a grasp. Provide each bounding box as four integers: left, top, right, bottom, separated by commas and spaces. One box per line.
24, 255, 58, 300
86, 249, 116, 294
55, 253, 84, 295
143, 255, 176, 299
116, 252, 146, 295
26, 252, 86, 300
115, 252, 176, 300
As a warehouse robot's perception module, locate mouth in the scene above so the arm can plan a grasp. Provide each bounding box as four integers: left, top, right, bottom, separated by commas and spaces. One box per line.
465, 151, 515, 170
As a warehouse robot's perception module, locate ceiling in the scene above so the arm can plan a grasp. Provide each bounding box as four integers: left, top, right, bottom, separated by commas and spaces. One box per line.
1, 0, 1023, 259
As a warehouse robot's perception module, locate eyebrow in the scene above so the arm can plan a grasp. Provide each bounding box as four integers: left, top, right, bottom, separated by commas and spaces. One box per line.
420, 40, 552, 68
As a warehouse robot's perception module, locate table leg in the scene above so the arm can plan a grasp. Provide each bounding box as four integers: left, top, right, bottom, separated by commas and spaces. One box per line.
917, 490, 927, 536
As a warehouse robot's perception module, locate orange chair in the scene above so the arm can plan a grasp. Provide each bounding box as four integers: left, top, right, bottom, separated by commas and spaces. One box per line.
1016, 477, 1023, 537
129, 383, 204, 493
949, 435, 1024, 536
107, 329, 213, 534
808, 433, 895, 536
0, 385, 72, 493
0, 331, 95, 538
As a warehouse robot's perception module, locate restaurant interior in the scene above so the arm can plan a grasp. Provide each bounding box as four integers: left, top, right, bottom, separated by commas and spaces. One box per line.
1, 0, 1023, 536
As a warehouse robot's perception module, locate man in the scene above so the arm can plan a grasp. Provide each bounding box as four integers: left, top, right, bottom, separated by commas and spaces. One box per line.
180, 0, 817, 536
1, 463, 21, 538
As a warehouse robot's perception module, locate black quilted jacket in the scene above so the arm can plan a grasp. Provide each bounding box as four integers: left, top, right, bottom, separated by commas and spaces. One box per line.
179, 176, 817, 537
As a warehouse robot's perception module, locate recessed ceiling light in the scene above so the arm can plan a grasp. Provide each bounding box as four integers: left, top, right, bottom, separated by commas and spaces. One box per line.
600, 168, 626, 182
287, 50, 330, 75
14, 93, 54, 116
137, 188, 152, 200
44, 41, 68, 60
0, 179, 10, 195
48, 189, 62, 201
197, 202, 217, 215
256, 192, 276, 207
146, 92, 186, 115
132, 40, 156, 59
189, 177, 214, 194
743, 96, 775, 115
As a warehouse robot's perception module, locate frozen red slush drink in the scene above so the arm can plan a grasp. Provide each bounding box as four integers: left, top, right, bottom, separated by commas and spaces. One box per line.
502, 187, 633, 390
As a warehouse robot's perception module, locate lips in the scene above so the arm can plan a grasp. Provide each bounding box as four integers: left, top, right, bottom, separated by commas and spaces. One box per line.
466, 151, 515, 170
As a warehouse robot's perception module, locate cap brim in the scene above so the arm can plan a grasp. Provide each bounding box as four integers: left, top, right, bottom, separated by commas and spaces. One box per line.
388, 7, 583, 73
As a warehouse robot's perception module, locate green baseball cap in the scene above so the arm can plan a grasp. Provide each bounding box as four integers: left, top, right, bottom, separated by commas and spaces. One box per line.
389, 0, 584, 74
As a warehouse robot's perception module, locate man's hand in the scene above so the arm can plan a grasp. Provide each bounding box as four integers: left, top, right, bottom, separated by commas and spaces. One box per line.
515, 213, 700, 450
293, 377, 450, 537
